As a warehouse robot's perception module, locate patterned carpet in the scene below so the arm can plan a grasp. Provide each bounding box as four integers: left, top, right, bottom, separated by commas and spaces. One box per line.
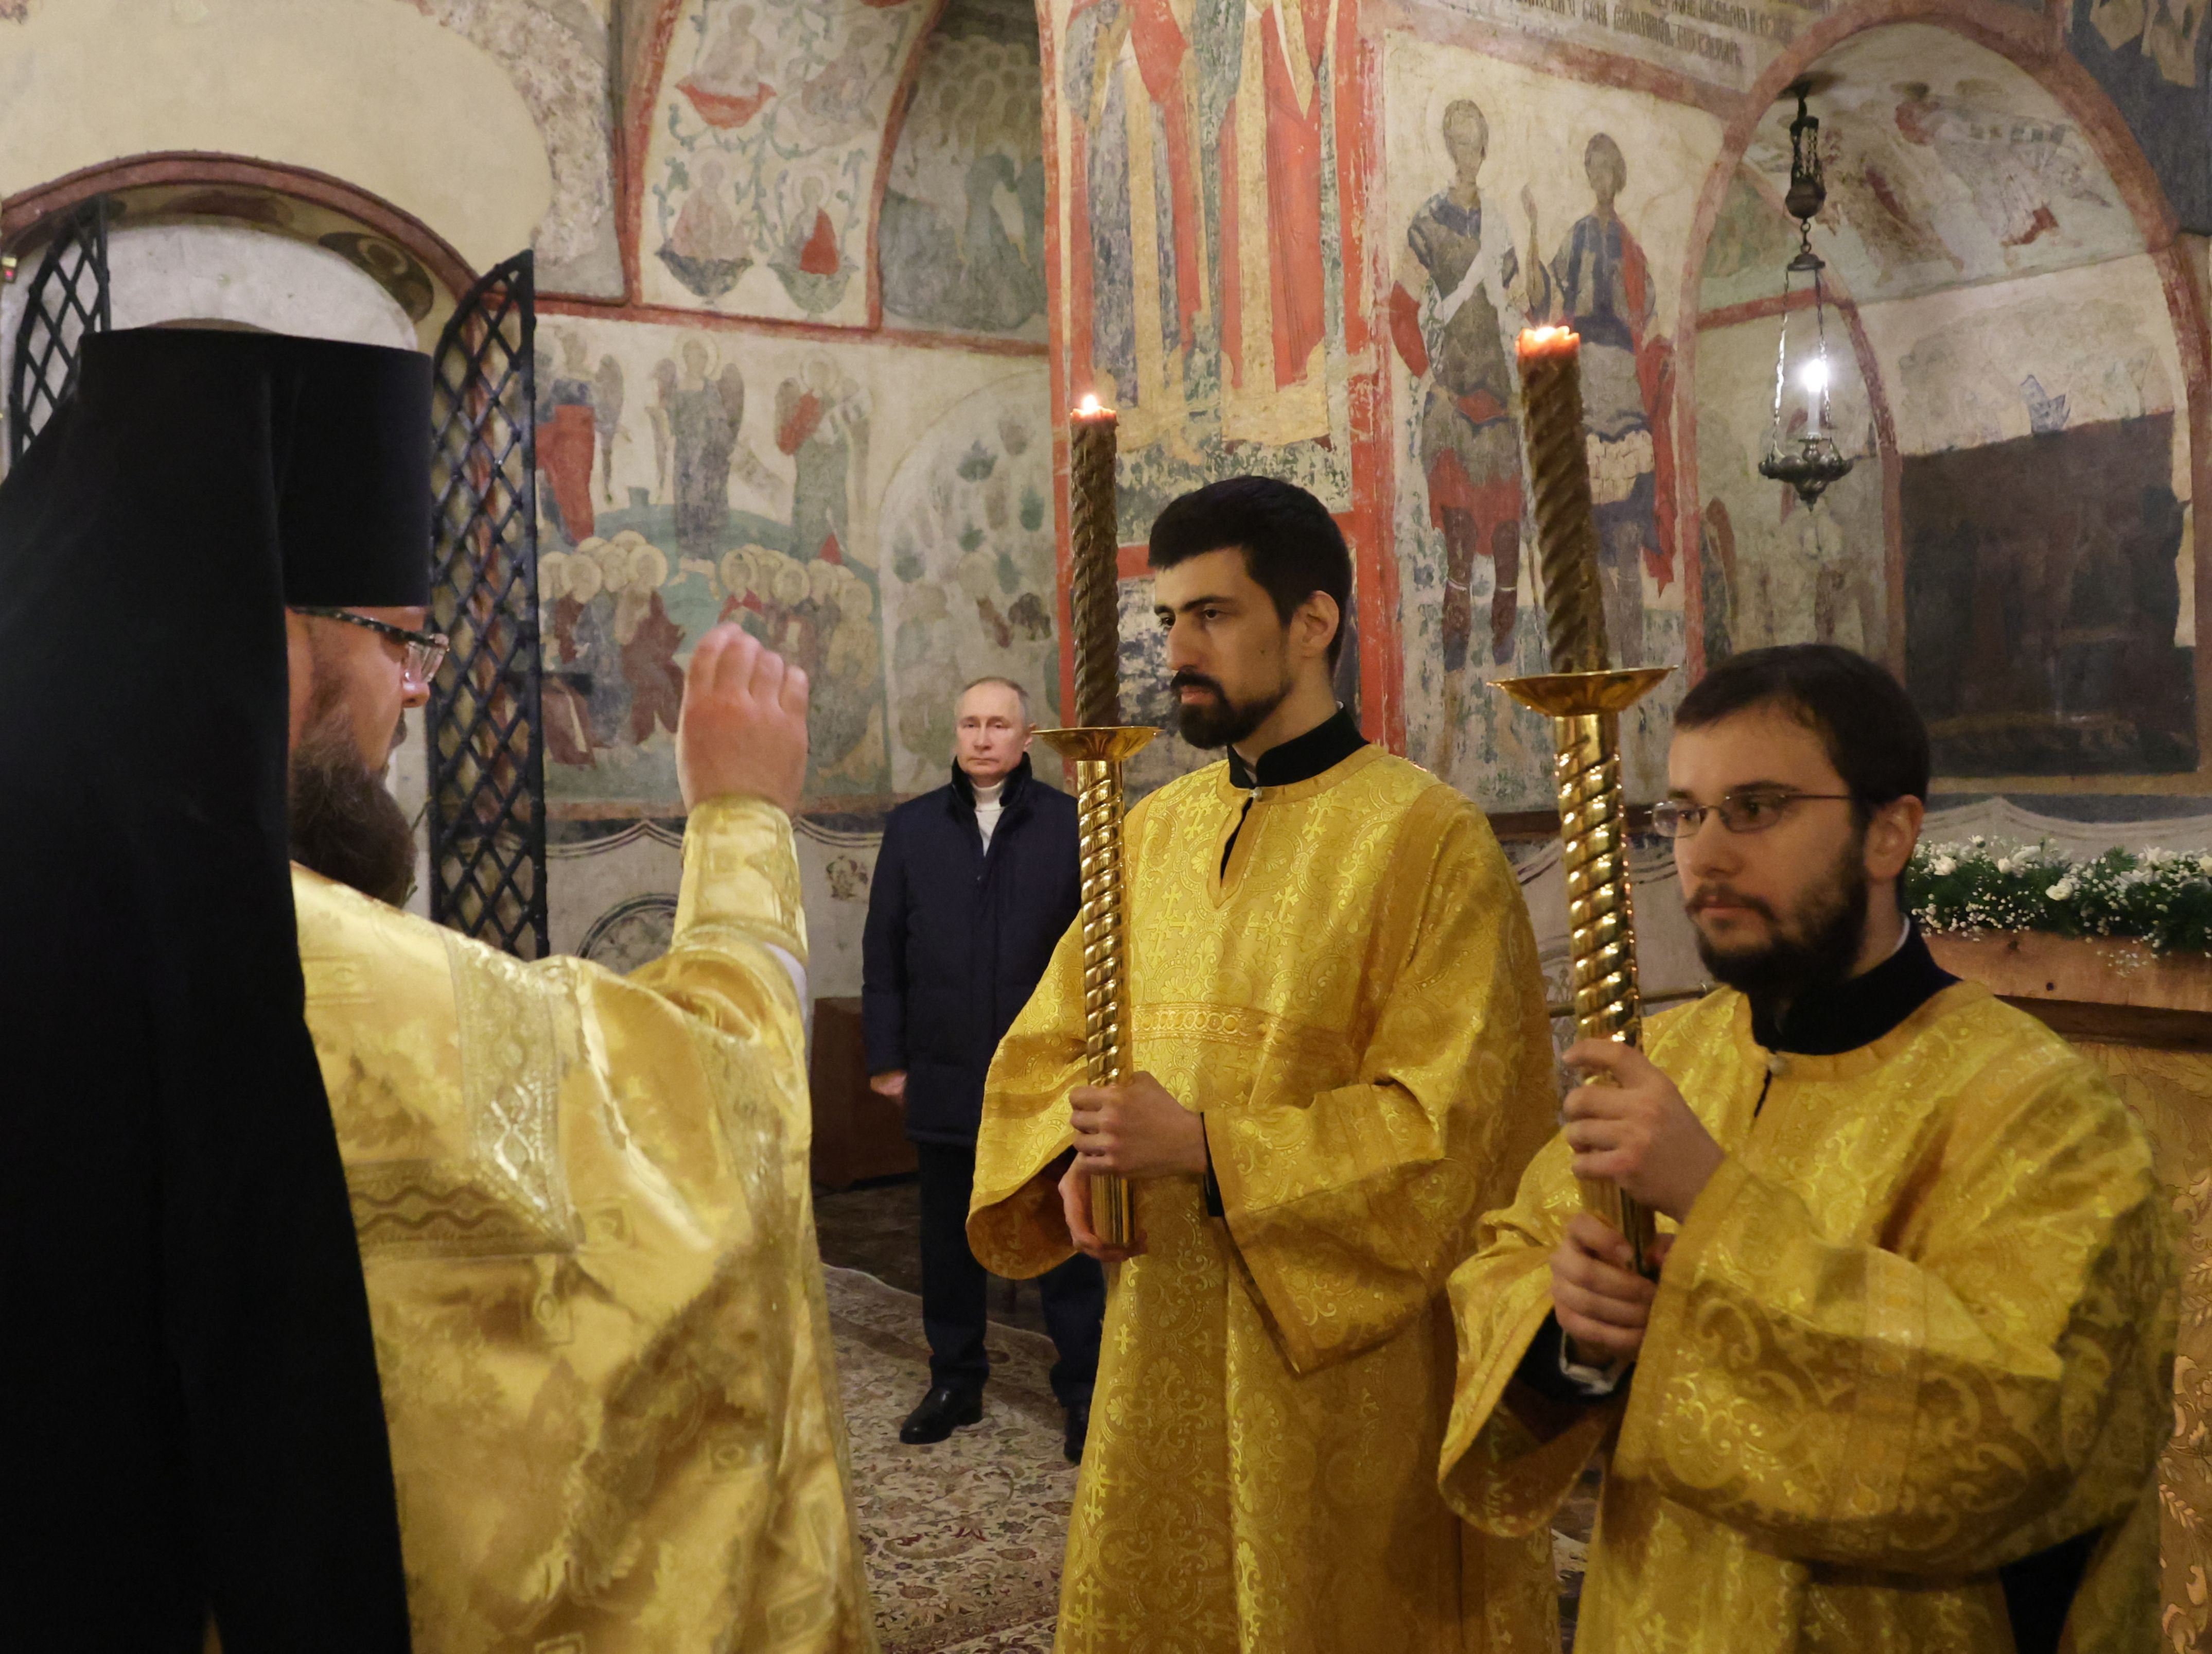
823, 1265, 1595, 1653
826, 1266, 1072, 1652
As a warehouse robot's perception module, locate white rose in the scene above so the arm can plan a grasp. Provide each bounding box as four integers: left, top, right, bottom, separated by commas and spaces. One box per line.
2046, 879, 2076, 901
1996, 858, 2013, 874
2196, 856, 2212, 876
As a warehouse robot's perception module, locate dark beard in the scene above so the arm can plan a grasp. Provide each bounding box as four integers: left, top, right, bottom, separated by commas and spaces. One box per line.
1689, 839, 1870, 1018
1170, 669, 1289, 750
289, 721, 418, 907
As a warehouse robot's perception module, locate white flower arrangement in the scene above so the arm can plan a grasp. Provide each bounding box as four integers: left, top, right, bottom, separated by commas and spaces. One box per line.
1909, 838, 2212, 955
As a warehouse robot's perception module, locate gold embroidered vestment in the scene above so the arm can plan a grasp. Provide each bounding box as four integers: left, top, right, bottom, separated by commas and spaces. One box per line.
294, 796, 874, 1653
1442, 985, 2174, 1652
970, 747, 1561, 1653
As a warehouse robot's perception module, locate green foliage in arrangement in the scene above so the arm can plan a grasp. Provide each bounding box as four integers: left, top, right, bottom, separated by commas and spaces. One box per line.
1907, 838, 2212, 956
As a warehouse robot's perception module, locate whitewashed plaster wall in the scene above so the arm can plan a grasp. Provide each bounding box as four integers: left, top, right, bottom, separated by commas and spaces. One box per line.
550, 819, 885, 1000
1857, 252, 2188, 484
0, 0, 550, 271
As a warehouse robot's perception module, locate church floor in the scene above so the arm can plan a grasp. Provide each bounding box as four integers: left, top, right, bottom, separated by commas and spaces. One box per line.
814, 1182, 1596, 1651
824, 1263, 1075, 1652
815, 1173, 1055, 1338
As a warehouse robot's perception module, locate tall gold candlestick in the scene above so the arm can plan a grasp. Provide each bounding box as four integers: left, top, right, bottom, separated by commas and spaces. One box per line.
1069, 397, 1121, 728
1043, 394, 1153, 1251
1498, 327, 1667, 1276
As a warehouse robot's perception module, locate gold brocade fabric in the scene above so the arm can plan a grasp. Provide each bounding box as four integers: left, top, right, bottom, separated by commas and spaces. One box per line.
2071, 1042, 2212, 1654
968, 748, 1563, 1653
294, 796, 875, 1654
1442, 985, 2176, 1653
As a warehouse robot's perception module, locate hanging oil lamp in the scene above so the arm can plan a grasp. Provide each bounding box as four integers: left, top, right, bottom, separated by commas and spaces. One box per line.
1758, 80, 1853, 509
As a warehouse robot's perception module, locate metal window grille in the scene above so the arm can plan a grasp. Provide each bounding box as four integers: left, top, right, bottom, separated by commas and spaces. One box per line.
427, 251, 549, 958
8, 197, 112, 464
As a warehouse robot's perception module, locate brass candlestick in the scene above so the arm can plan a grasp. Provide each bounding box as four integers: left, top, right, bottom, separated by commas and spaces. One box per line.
1043, 395, 1153, 1251
1038, 723, 1155, 1251
1498, 328, 1670, 1275
1495, 668, 1670, 1274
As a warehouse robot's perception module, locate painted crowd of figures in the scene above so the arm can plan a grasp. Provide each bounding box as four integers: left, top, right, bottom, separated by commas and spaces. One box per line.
532, 326, 883, 794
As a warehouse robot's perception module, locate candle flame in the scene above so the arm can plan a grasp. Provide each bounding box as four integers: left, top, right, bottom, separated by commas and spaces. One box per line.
1520, 326, 1577, 346
1074, 393, 1115, 417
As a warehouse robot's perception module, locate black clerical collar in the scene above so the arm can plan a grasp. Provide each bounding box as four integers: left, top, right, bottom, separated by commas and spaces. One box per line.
1749, 922, 1958, 1056
1225, 706, 1366, 790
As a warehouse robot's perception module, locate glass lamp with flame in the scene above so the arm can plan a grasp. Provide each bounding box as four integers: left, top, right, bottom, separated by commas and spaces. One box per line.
1758, 82, 1855, 510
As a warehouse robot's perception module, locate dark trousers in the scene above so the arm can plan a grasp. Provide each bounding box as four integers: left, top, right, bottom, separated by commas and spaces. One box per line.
916, 1139, 1104, 1410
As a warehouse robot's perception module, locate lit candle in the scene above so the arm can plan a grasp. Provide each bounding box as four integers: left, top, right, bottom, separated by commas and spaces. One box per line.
1515, 327, 1611, 675
1068, 394, 1120, 728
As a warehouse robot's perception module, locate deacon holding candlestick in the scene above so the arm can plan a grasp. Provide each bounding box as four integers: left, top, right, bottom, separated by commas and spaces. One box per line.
1440, 328, 2170, 1651
968, 474, 1562, 1650
1497, 324, 1671, 1278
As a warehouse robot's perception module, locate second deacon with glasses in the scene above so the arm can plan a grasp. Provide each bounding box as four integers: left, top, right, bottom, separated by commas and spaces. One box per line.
1441, 642, 2173, 1653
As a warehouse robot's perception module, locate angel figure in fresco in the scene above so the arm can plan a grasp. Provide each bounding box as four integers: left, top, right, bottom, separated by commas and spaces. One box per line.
535, 330, 616, 545
679, 2, 776, 130
595, 353, 624, 503
658, 339, 753, 563
1891, 82, 2111, 250
769, 178, 854, 314
661, 156, 753, 301
775, 357, 868, 564
1531, 131, 1678, 664
1391, 97, 1538, 674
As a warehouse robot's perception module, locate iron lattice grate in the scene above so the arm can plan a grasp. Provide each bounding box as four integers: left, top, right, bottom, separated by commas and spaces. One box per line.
427, 251, 550, 959
8, 197, 112, 464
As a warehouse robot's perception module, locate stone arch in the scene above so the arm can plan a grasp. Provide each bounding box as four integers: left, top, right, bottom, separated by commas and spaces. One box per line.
4, 154, 479, 344
1674, 0, 2210, 781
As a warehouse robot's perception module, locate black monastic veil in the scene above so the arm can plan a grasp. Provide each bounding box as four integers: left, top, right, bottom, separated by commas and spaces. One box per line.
0, 328, 428, 1650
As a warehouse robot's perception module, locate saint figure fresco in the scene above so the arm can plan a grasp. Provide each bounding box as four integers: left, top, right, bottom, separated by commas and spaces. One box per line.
1532, 132, 1677, 664
1391, 97, 1535, 672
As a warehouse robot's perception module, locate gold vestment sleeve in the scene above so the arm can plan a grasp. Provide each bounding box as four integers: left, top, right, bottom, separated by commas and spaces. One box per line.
1622, 1068, 2169, 1574
966, 891, 1091, 1277
298, 789, 875, 1654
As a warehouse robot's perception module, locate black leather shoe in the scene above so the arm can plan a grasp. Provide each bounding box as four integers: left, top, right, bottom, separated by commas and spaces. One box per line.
900, 1384, 982, 1444
1063, 1401, 1090, 1464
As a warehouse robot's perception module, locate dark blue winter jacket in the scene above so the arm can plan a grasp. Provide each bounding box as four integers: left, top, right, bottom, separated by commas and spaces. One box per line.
862, 755, 1080, 1145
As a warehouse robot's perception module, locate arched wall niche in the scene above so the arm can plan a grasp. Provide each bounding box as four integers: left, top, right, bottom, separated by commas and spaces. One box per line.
3, 154, 480, 347
0, 155, 489, 473
1678, 1, 2210, 794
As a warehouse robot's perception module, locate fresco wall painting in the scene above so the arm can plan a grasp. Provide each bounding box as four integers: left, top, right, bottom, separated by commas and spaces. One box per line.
879, 0, 1051, 339
641, 0, 938, 325
533, 311, 1054, 814
1381, 31, 1719, 809
413, 0, 625, 297
1052, 0, 1367, 534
